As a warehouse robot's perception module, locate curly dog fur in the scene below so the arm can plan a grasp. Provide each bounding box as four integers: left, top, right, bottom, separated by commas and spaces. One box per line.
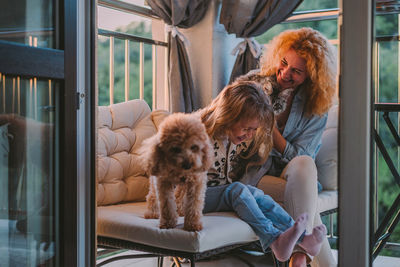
141, 113, 213, 231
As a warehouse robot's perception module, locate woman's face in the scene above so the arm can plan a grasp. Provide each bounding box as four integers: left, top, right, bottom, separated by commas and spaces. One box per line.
228, 117, 260, 145
276, 49, 308, 90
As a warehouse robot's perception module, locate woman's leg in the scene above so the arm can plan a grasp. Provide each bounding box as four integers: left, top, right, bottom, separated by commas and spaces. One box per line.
257, 155, 336, 266
280, 156, 318, 233
310, 215, 336, 267
282, 156, 336, 266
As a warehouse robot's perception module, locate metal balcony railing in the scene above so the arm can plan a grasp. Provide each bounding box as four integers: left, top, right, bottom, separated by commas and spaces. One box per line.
97, 29, 168, 109
97, 0, 168, 110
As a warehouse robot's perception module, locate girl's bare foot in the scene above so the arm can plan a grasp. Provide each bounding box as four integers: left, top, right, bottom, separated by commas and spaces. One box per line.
270, 213, 308, 262
298, 224, 327, 256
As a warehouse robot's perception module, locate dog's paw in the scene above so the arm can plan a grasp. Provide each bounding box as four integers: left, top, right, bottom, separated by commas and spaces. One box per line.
159, 219, 177, 229
177, 208, 185, 217
144, 211, 159, 219
184, 222, 203, 232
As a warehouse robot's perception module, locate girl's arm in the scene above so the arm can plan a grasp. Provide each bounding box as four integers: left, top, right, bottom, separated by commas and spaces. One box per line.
272, 126, 286, 154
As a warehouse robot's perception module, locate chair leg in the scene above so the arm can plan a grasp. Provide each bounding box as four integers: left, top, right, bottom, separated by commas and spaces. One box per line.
271, 253, 289, 267
190, 258, 196, 267
157, 256, 164, 267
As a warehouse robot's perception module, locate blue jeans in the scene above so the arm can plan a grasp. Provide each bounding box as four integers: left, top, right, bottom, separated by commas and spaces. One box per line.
203, 182, 302, 251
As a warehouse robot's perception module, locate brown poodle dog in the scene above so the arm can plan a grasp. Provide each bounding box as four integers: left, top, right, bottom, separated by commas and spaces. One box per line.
141, 112, 213, 231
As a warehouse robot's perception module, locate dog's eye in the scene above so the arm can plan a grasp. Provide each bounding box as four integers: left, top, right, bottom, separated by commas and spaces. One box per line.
170, 147, 182, 154
191, 145, 199, 152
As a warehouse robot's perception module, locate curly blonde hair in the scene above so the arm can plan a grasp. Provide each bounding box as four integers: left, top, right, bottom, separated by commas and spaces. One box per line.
260, 27, 337, 115
201, 81, 274, 166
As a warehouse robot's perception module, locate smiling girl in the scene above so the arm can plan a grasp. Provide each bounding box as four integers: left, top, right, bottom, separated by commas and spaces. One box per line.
198, 81, 326, 262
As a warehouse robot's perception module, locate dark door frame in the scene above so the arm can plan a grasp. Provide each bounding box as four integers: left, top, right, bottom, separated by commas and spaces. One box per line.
0, 0, 96, 266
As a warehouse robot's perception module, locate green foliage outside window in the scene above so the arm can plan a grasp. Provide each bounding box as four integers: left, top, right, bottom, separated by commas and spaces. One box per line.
97, 21, 154, 107
374, 13, 400, 257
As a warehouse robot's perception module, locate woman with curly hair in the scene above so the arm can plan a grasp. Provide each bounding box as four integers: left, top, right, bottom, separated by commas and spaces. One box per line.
237, 28, 337, 267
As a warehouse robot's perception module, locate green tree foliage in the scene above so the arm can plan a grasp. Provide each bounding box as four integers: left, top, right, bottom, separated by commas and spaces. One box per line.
296, 0, 338, 12
97, 21, 154, 107
374, 13, 400, 257
255, 0, 338, 54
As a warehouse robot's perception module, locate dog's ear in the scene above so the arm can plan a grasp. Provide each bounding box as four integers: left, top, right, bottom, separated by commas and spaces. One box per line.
200, 135, 214, 172
139, 134, 163, 176
149, 142, 164, 176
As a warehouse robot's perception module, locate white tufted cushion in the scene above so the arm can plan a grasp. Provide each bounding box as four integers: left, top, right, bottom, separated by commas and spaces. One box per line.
316, 105, 338, 190
97, 100, 169, 206
317, 190, 338, 213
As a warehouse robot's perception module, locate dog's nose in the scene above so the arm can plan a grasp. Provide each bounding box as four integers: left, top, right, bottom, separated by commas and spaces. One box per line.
182, 161, 192, 170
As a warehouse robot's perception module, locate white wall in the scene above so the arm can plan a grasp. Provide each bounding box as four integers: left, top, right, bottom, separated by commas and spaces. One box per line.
153, 0, 240, 110
181, 0, 240, 109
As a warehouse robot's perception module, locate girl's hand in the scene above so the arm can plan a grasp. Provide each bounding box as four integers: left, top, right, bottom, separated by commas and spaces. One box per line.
272, 125, 287, 154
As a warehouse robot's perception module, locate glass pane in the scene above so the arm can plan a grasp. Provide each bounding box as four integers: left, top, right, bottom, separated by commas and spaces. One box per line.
0, 0, 56, 49
372, 8, 400, 263
295, 0, 338, 12
0, 74, 58, 266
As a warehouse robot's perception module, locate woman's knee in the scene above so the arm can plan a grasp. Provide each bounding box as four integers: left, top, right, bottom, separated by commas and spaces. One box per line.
283, 155, 317, 184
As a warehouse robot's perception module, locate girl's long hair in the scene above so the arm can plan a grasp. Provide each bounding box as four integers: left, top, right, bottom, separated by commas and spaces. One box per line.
201, 81, 274, 166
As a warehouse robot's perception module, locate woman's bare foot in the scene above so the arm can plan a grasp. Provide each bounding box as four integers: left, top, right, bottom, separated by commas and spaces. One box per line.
270, 213, 308, 262
298, 224, 327, 256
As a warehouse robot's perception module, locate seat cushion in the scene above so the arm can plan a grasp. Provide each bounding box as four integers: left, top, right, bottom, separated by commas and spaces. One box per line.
316, 105, 338, 190
97, 202, 259, 253
317, 190, 338, 214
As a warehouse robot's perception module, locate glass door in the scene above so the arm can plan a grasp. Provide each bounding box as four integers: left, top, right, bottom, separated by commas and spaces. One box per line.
0, 0, 94, 266
371, 1, 400, 263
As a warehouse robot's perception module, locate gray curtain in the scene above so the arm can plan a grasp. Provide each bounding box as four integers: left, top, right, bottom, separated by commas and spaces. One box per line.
220, 0, 303, 83
147, 0, 211, 112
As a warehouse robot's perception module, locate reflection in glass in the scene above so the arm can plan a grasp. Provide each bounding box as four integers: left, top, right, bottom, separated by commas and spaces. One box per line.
0, 74, 57, 266
0, 0, 55, 48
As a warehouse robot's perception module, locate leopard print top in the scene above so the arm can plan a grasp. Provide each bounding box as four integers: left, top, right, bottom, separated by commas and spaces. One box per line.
206, 138, 248, 187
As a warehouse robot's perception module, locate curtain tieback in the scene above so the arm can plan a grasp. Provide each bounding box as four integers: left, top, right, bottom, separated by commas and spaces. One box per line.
231, 38, 262, 58
165, 24, 190, 46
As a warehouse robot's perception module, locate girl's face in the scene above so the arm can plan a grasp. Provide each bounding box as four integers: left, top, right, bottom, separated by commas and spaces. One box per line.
276, 49, 308, 90
228, 117, 260, 145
